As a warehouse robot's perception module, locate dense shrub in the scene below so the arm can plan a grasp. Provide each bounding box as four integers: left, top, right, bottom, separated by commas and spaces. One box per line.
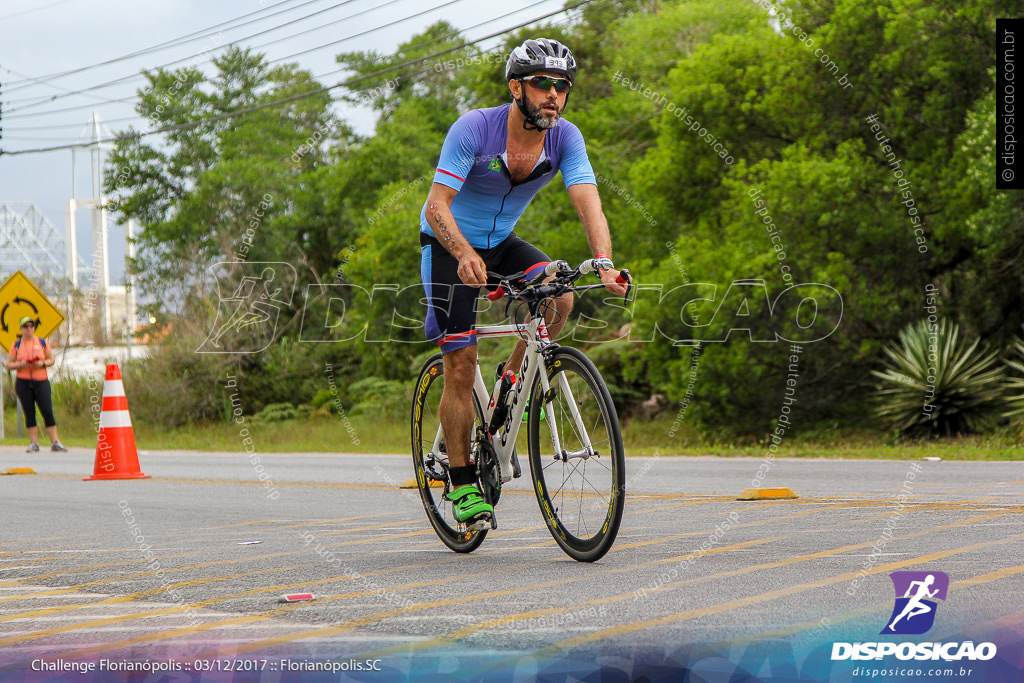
872, 319, 1005, 436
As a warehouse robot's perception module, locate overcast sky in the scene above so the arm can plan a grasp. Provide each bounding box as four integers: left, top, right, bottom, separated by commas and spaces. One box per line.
0, 0, 568, 285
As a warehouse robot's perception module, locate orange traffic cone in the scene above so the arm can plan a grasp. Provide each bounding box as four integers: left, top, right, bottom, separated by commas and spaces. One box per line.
84, 363, 149, 481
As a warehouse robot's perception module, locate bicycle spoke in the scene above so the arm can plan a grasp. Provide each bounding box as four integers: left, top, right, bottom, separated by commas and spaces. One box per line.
529, 349, 624, 561
547, 459, 586, 502
412, 355, 487, 553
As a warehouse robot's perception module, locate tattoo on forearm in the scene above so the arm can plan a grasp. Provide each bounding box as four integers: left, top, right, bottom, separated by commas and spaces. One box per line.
429, 203, 458, 251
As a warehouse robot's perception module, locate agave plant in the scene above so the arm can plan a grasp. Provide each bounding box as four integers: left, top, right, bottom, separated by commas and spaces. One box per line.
1004, 337, 1024, 436
872, 319, 1005, 436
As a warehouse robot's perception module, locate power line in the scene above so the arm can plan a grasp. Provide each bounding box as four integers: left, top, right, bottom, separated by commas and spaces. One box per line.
1, 0, 560, 145
4, 0, 393, 112
0, 0, 593, 156
2, 116, 143, 132
1, 66, 121, 105
0, 0, 77, 22
4, 0, 563, 142
4, 0, 518, 138
3, 97, 138, 120
1, 0, 319, 90
2, 0, 472, 120
252, 0, 466, 65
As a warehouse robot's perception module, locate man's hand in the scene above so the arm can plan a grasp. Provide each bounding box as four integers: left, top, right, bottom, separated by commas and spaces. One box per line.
600, 267, 628, 297
457, 252, 488, 287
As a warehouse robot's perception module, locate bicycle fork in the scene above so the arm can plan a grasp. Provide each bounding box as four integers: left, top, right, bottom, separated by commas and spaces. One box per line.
543, 363, 599, 463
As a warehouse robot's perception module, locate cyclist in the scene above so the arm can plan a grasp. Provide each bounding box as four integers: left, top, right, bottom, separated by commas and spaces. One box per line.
419, 38, 627, 529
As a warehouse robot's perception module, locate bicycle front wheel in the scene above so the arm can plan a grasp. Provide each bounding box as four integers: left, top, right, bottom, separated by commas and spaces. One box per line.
411, 353, 487, 553
528, 347, 625, 562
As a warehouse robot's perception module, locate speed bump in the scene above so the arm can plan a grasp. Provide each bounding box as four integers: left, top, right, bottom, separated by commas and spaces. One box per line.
737, 486, 798, 500
400, 478, 444, 489
1, 467, 36, 475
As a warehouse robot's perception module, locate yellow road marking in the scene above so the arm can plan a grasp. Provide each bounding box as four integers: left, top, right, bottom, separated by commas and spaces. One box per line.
528, 532, 1024, 660
193, 544, 779, 660
0, 563, 312, 623
32, 501, 847, 656
199, 518, 288, 529
210, 509, 1018, 661
20, 489, 1015, 658
0, 533, 96, 552
940, 479, 1024, 495
711, 562, 1024, 652
0, 516, 427, 598
360, 510, 1018, 659
15, 499, 823, 592
22, 472, 401, 491
4, 522, 566, 643
365, 538, 783, 659
49, 558, 556, 659
0, 551, 203, 595
268, 512, 409, 530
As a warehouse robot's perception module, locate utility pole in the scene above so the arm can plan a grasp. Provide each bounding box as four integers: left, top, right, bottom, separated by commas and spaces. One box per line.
67, 112, 113, 342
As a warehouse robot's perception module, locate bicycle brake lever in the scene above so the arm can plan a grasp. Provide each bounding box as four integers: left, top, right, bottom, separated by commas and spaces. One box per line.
616, 269, 632, 306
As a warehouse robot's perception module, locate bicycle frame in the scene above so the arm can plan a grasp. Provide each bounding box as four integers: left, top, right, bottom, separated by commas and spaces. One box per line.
427, 314, 593, 483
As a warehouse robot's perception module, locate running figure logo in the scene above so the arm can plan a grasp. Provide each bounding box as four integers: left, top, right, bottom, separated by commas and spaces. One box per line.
881, 571, 949, 635
198, 262, 296, 354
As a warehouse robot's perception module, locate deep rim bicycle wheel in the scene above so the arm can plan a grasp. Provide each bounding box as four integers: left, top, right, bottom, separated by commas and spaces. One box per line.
528, 347, 625, 562
411, 353, 488, 553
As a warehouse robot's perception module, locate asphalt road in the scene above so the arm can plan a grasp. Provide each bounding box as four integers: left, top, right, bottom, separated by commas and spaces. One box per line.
1, 448, 1022, 680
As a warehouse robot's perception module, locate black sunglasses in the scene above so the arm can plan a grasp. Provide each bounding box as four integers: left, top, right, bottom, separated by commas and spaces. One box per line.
522, 75, 571, 94
20, 322, 35, 328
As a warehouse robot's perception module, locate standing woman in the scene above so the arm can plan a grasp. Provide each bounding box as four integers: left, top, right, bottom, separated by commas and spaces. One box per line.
6, 316, 68, 452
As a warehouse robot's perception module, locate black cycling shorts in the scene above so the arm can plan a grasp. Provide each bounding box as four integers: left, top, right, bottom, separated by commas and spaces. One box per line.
420, 232, 550, 353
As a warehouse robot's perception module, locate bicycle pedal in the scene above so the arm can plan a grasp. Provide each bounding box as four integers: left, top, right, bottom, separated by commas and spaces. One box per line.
466, 515, 491, 533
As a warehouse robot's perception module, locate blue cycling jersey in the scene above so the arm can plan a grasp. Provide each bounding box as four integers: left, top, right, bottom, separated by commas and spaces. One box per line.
419, 104, 597, 249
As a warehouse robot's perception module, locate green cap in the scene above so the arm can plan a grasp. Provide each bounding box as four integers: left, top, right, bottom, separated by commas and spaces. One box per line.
18, 316, 35, 327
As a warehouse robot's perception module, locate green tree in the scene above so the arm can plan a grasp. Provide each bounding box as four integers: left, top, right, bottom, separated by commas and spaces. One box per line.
588, 0, 1019, 433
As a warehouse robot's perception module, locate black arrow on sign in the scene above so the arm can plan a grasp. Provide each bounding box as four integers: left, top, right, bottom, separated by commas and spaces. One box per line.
0, 303, 8, 333
14, 296, 38, 313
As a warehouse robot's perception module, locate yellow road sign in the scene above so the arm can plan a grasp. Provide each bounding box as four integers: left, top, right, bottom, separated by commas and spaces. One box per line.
0, 271, 66, 353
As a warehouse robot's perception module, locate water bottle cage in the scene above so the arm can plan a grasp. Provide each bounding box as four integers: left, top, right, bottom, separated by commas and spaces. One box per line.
486, 372, 516, 435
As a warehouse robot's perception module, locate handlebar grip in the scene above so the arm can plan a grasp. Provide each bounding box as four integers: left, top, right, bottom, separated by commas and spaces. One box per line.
544, 260, 570, 277
579, 259, 596, 275
486, 288, 505, 302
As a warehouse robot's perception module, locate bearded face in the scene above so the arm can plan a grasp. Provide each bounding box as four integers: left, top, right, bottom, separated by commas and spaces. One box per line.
522, 91, 563, 129
512, 72, 568, 130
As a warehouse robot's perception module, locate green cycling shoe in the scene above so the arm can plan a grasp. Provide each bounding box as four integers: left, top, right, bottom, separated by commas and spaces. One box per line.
447, 485, 493, 524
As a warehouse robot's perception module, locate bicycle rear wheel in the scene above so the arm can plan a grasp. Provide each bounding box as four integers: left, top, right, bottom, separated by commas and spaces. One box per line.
411, 353, 487, 552
528, 347, 625, 562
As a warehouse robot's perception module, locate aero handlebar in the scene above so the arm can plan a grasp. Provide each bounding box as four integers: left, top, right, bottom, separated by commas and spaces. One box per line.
485, 259, 633, 305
